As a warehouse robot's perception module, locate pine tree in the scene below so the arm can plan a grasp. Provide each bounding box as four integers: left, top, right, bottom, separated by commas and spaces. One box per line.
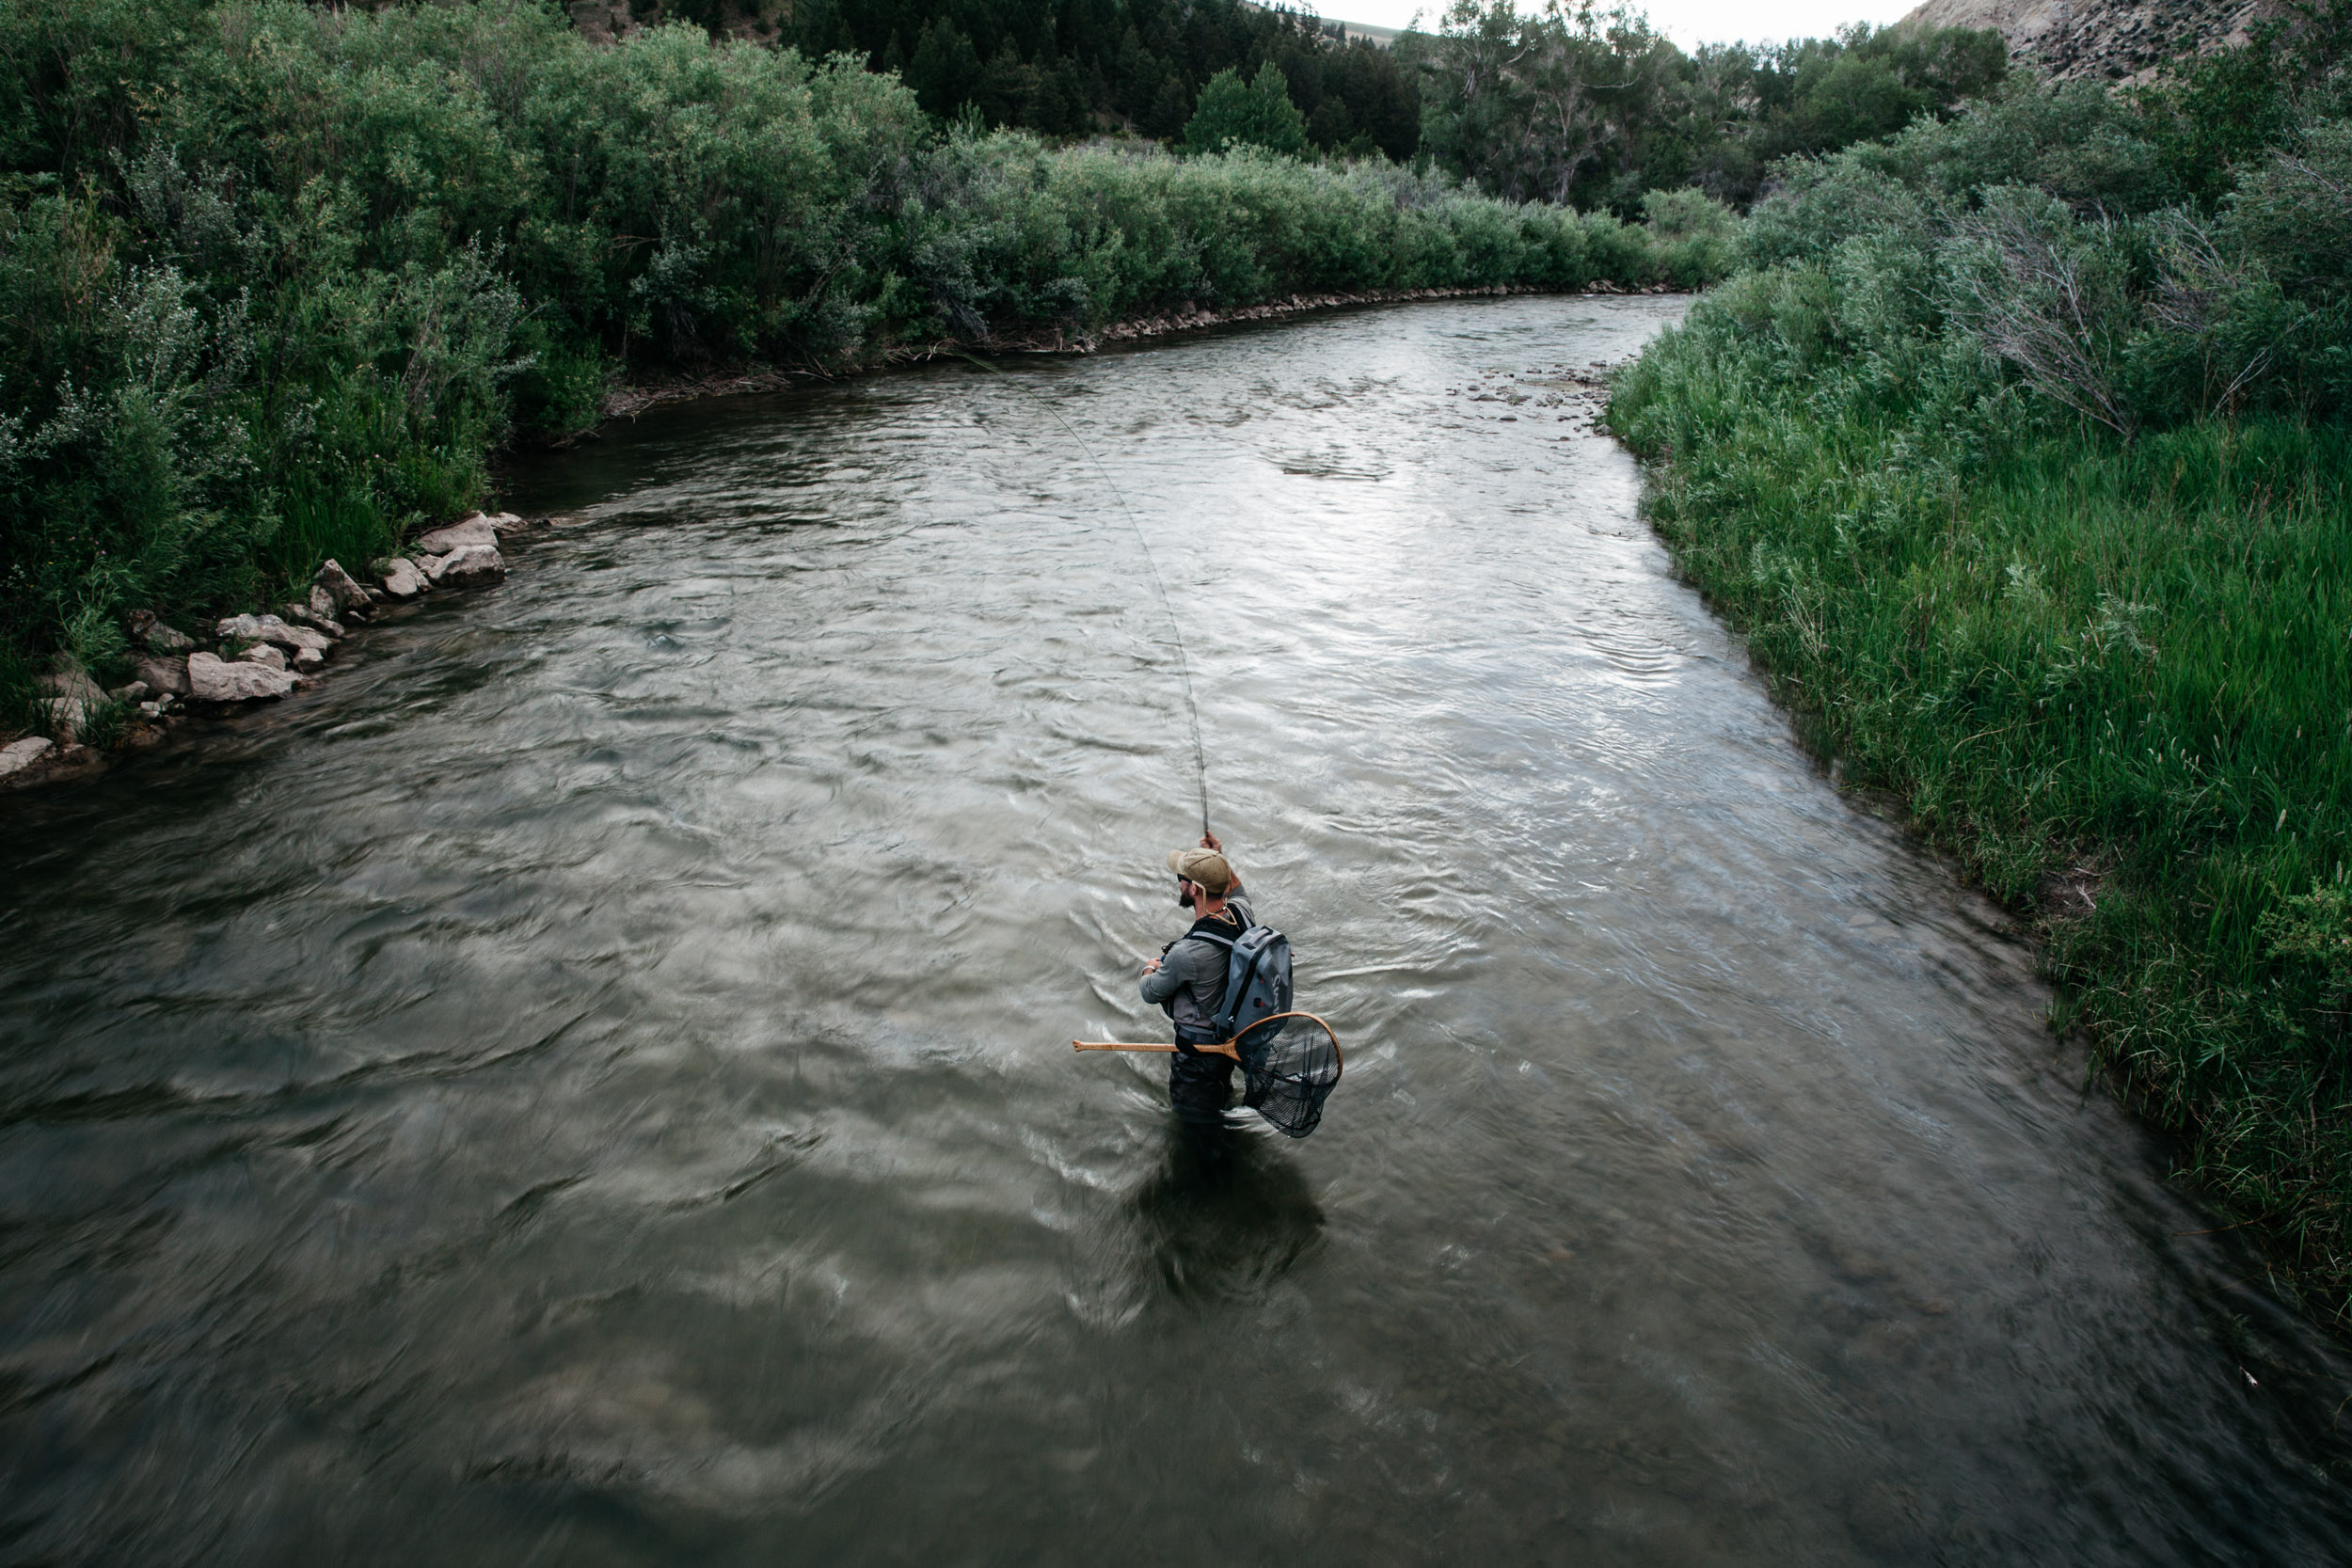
1145, 71, 1192, 139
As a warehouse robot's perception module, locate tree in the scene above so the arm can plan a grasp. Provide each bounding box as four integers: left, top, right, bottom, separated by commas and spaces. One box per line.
1183, 61, 1308, 155
1414, 1, 2008, 211
907, 19, 983, 120
977, 40, 1039, 127
1144, 70, 1193, 139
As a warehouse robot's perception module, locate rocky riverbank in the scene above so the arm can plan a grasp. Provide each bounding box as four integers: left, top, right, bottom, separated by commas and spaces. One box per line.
2, 286, 1675, 795
0, 512, 548, 791
601, 281, 1681, 420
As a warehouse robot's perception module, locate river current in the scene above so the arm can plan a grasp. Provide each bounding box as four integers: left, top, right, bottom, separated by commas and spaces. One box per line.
3, 297, 2348, 1564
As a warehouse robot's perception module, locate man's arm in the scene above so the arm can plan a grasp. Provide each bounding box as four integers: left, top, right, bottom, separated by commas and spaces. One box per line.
1138, 959, 1180, 1006
1138, 939, 1206, 1006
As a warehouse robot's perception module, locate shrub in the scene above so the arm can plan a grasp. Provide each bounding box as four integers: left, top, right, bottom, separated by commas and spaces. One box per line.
0, 0, 1738, 699
1611, 24, 2352, 1322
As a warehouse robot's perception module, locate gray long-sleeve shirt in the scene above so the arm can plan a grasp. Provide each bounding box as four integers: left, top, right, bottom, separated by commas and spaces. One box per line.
1139, 897, 1255, 1038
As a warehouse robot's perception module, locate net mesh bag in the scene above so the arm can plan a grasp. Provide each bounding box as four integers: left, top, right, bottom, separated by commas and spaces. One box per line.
1232, 1012, 1342, 1138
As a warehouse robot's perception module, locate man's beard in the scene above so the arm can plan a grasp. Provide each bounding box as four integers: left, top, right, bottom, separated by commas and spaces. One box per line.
1174, 886, 1192, 910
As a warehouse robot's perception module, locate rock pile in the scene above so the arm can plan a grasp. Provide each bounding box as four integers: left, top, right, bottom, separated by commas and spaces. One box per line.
4, 511, 545, 789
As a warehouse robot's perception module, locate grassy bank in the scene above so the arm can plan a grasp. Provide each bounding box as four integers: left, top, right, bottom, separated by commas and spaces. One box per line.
1610, 40, 2352, 1320
0, 0, 1734, 732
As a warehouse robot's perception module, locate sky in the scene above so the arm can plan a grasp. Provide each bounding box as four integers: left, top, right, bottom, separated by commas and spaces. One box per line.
1327, 0, 1925, 49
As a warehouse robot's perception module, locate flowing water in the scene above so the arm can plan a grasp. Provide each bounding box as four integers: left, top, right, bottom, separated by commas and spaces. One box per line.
3, 297, 2348, 1566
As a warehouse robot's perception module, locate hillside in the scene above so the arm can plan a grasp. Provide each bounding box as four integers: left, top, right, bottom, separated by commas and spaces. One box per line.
1901, 0, 2287, 79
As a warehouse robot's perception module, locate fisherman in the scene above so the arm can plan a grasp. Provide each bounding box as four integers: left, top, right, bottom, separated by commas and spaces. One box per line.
1139, 832, 1253, 1123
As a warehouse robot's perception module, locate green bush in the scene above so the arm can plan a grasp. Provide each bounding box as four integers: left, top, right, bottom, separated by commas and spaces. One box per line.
1407, 4, 2007, 213
0, 0, 1735, 703
1610, 22, 2352, 1322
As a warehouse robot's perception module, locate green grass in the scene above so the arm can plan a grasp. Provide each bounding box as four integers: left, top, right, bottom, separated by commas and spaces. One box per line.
1612, 335, 2352, 1323
261, 487, 397, 607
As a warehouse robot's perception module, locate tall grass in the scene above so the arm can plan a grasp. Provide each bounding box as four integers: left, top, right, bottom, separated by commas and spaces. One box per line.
262, 489, 394, 604
1611, 37, 2352, 1321
1622, 381, 2352, 1315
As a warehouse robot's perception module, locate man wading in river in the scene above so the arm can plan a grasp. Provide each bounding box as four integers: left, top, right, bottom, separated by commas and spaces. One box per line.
1139, 833, 1253, 1122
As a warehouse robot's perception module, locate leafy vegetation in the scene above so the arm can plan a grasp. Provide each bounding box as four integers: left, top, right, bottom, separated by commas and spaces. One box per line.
0, 0, 1730, 717
725, 0, 1423, 156
749, 0, 2009, 212
1407, 1, 2010, 211
1609, 8, 2352, 1321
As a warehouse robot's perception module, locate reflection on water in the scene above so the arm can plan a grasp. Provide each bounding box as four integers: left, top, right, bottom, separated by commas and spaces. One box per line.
1131, 1126, 1327, 1300
0, 297, 2347, 1566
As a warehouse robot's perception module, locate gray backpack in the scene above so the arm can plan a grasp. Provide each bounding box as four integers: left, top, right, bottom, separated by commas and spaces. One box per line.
1192, 924, 1293, 1041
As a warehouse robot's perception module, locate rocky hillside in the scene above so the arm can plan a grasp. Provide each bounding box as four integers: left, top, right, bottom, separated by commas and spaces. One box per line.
1900, 0, 2288, 80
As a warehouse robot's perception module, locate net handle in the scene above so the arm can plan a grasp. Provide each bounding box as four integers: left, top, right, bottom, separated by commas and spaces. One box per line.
1071, 1011, 1343, 1081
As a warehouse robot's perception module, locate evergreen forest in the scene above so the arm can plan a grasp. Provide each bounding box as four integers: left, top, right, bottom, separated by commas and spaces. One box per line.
679, 0, 2010, 209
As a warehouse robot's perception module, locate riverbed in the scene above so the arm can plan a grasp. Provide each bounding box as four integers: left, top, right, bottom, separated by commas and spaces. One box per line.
1, 296, 2345, 1564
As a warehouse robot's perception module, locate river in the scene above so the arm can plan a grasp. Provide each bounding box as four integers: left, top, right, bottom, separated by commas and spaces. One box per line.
2, 297, 2347, 1565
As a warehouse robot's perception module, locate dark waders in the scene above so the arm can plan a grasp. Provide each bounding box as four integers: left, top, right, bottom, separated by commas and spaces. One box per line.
1168, 1030, 1236, 1123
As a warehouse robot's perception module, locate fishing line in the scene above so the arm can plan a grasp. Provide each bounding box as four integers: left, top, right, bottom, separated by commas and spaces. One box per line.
953, 350, 1212, 837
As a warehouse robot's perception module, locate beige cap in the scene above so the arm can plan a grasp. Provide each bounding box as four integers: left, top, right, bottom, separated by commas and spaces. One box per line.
1166, 847, 1235, 895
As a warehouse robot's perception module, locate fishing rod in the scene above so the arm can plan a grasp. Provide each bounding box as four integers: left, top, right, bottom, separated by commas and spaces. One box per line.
952, 355, 1349, 1139
952, 350, 1212, 838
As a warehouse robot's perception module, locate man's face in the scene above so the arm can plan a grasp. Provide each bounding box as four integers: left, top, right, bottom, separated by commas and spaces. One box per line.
1174, 877, 1194, 910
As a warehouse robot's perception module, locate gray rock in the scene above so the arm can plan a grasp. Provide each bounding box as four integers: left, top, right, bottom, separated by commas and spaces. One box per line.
41, 698, 91, 742
128, 610, 196, 653
0, 736, 54, 779
187, 651, 296, 702
37, 669, 107, 741
485, 511, 534, 535
312, 559, 373, 618
38, 668, 107, 706
241, 641, 288, 670
109, 680, 151, 703
287, 597, 346, 638
380, 558, 425, 600
215, 613, 332, 657
291, 645, 326, 673
134, 654, 191, 696
424, 543, 506, 588
413, 516, 499, 555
